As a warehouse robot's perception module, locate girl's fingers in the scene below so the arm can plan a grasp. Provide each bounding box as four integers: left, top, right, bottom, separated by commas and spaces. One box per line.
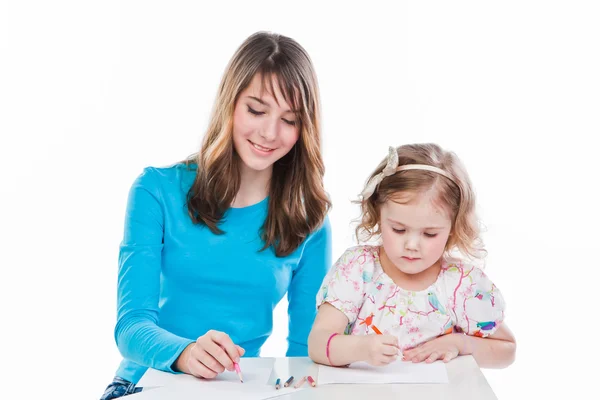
382, 344, 400, 356
402, 349, 415, 358
380, 354, 398, 364
443, 351, 455, 362
425, 352, 440, 363
196, 348, 225, 374
381, 335, 399, 348
203, 340, 234, 371
402, 344, 422, 358
209, 331, 240, 364
235, 345, 246, 357
187, 356, 218, 379
412, 349, 431, 363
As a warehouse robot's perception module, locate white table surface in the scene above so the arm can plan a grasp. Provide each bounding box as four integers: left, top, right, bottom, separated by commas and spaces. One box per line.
136, 355, 497, 399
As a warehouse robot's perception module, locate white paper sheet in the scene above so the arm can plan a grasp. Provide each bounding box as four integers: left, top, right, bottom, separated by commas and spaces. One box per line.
134, 359, 309, 399
137, 358, 273, 387
318, 360, 449, 384
127, 382, 307, 400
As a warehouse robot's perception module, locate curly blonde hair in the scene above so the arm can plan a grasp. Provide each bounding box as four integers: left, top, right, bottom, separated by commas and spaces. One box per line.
355, 143, 485, 259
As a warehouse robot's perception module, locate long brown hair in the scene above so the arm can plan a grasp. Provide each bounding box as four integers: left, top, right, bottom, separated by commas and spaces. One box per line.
187, 31, 330, 257
356, 143, 484, 259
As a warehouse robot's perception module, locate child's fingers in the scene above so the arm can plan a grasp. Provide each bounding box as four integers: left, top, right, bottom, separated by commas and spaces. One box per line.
377, 354, 398, 365
402, 344, 420, 357
425, 352, 440, 363
381, 334, 399, 347
402, 347, 421, 359
410, 349, 431, 363
443, 351, 455, 363
382, 344, 399, 356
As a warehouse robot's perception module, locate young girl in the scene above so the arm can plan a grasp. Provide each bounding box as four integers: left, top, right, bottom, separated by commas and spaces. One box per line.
308, 144, 516, 369
101, 32, 331, 399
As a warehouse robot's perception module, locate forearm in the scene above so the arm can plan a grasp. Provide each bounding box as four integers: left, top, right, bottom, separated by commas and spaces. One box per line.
308, 329, 364, 366
286, 306, 314, 357
455, 333, 516, 368
173, 343, 195, 373
288, 218, 332, 356
115, 313, 194, 372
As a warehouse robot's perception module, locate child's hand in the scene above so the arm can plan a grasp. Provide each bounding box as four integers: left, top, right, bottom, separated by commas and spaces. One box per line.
402, 333, 460, 363
359, 334, 400, 366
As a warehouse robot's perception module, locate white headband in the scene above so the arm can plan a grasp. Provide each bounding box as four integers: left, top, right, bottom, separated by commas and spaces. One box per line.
360, 146, 457, 200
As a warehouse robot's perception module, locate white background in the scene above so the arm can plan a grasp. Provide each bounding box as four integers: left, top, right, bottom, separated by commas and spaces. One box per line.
1, 1, 599, 399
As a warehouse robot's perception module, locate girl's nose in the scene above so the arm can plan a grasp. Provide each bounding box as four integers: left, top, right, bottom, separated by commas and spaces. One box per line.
404, 234, 419, 251
259, 118, 278, 141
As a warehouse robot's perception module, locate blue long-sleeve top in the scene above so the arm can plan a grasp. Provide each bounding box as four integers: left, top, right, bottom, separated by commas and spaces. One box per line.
114, 164, 332, 383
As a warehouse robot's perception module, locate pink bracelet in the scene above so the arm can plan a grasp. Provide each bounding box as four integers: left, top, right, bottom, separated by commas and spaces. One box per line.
326, 332, 340, 366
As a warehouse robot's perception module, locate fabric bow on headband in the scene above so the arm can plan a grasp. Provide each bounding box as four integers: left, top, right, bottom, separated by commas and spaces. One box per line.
360, 147, 399, 200
360, 146, 456, 201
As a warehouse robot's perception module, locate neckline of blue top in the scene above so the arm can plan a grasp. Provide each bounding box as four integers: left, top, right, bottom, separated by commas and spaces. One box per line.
227, 196, 269, 214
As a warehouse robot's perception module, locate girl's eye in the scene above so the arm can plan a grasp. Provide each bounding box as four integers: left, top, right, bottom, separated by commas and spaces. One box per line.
247, 106, 265, 116
424, 233, 438, 238
392, 228, 405, 234
282, 118, 296, 126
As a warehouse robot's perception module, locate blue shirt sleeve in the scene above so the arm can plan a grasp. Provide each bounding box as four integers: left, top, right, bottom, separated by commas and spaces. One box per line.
114, 168, 194, 373
286, 216, 332, 356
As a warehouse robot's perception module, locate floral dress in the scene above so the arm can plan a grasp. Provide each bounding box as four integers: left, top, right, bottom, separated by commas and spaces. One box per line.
317, 245, 505, 351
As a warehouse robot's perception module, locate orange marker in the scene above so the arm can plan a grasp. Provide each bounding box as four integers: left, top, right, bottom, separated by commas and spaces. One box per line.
307, 376, 316, 387
371, 325, 382, 335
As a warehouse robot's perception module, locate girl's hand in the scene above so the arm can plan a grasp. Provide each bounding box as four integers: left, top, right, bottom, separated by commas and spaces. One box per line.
358, 334, 400, 366
176, 330, 245, 379
402, 333, 460, 363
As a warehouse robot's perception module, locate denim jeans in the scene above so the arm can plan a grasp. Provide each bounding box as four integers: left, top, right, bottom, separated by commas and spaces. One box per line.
99, 376, 143, 400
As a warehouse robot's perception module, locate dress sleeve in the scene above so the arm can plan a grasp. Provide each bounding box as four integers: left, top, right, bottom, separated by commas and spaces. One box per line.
316, 246, 370, 324
451, 263, 506, 337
